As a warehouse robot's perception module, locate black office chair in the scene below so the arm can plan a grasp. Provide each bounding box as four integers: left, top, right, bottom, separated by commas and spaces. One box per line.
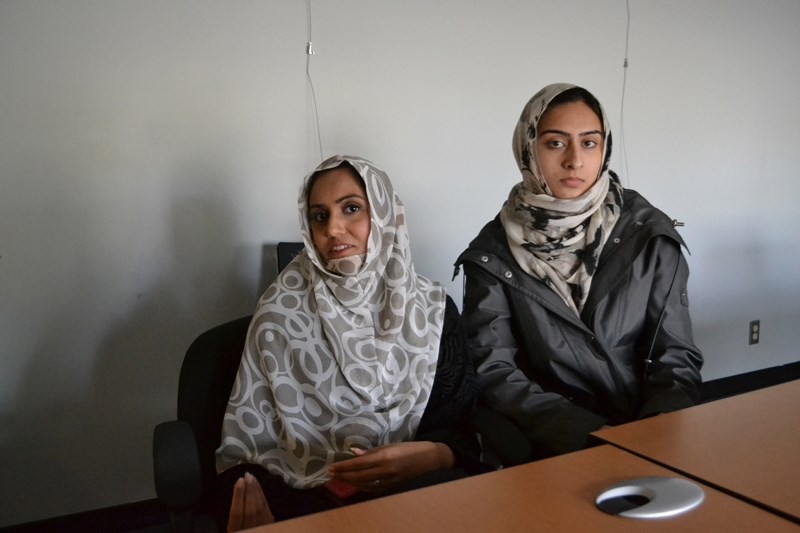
152, 242, 304, 532
153, 315, 251, 531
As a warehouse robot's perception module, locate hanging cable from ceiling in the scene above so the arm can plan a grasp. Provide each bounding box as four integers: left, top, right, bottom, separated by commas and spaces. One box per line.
306, 0, 324, 163
618, 0, 631, 187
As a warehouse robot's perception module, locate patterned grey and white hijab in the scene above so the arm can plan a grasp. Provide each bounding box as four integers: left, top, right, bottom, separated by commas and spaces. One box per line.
501, 83, 623, 315
216, 155, 446, 489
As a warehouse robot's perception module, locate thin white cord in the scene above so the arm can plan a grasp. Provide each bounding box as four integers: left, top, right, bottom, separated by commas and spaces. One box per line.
619, 0, 631, 186
306, 0, 323, 162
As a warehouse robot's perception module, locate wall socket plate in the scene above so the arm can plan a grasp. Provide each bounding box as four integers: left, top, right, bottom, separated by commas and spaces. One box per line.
749, 320, 760, 345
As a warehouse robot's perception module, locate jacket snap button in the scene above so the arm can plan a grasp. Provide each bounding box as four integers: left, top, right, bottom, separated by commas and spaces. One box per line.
636, 221, 643, 226
504, 271, 513, 278
480, 256, 489, 263
613, 238, 621, 244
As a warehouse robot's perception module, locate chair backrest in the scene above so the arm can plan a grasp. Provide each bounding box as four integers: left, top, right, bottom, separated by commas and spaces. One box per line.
174, 243, 303, 500
176, 315, 252, 496
277, 241, 304, 271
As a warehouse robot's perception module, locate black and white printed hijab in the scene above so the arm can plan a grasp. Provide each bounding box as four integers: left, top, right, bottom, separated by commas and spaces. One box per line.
500, 83, 624, 315
216, 155, 445, 489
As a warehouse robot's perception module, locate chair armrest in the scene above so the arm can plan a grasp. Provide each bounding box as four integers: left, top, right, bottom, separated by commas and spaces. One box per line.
153, 421, 203, 510
472, 406, 532, 467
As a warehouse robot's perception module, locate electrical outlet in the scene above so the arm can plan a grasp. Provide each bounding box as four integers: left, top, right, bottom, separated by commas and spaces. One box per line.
749, 320, 760, 345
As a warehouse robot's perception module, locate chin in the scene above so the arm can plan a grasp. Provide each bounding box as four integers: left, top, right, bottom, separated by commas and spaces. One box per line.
325, 251, 359, 261
554, 191, 583, 200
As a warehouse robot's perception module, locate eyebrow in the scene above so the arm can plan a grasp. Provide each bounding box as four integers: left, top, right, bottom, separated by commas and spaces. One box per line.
309, 193, 366, 209
539, 129, 603, 137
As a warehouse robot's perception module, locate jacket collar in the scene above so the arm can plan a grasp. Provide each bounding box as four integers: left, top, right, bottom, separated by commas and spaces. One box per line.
455, 189, 688, 327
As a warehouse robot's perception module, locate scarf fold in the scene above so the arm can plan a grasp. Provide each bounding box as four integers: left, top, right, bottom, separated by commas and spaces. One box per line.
216, 155, 445, 488
501, 83, 623, 315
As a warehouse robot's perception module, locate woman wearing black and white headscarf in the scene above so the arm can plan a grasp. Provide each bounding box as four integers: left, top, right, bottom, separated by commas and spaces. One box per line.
456, 84, 703, 460
218, 155, 482, 528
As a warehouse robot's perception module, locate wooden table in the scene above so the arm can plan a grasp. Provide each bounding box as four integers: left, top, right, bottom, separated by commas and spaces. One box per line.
592, 380, 800, 523
251, 445, 796, 532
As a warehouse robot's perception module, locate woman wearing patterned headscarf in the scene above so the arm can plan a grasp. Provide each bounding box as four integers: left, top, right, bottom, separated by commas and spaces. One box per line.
217, 155, 483, 529
455, 83, 703, 461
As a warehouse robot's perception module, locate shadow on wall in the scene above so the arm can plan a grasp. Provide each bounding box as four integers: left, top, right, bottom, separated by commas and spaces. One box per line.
0, 167, 263, 526
688, 224, 800, 381
694, 305, 800, 381
86, 192, 259, 506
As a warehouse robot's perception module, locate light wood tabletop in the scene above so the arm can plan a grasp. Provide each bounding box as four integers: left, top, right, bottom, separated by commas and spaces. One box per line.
249, 444, 796, 532
592, 379, 800, 523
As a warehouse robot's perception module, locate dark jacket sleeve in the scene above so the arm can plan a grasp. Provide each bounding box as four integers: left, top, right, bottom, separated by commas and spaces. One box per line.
637, 240, 704, 418
415, 295, 486, 474
461, 264, 607, 457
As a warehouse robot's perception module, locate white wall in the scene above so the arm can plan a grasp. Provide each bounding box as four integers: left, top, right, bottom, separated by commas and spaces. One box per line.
1, 0, 798, 526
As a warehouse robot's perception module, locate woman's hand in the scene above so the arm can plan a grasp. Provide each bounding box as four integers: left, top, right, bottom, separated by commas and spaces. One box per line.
227, 472, 275, 532
327, 441, 454, 492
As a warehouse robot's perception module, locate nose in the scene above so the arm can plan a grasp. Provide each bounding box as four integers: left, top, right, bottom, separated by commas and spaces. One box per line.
326, 213, 345, 237
563, 144, 583, 169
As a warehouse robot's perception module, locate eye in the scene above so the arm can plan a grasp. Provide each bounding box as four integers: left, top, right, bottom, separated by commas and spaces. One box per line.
343, 203, 363, 215
582, 135, 603, 149
544, 139, 565, 149
309, 210, 328, 223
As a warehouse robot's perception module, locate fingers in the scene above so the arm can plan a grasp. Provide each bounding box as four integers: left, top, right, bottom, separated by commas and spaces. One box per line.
227, 477, 246, 532
331, 455, 378, 473
244, 473, 275, 526
328, 448, 395, 491
329, 452, 384, 480
330, 441, 450, 490
350, 447, 368, 457
337, 474, 386, 493
227, 473, 275, 532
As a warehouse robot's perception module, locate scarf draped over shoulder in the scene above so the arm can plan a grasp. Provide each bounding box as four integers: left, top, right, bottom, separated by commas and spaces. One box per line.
216, 155, 445, 488
501, 83, 623, 315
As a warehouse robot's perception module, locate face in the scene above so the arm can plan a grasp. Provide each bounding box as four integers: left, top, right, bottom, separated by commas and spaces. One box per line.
535, 101, 604, 199
307, 166, 371, 263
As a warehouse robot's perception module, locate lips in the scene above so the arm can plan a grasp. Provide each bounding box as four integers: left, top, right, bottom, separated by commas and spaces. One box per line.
560, 177, 585, 188
327, 243, 355, 259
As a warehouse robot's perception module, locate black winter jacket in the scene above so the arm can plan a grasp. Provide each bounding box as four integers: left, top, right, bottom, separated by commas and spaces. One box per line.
454, 189, 703, 457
